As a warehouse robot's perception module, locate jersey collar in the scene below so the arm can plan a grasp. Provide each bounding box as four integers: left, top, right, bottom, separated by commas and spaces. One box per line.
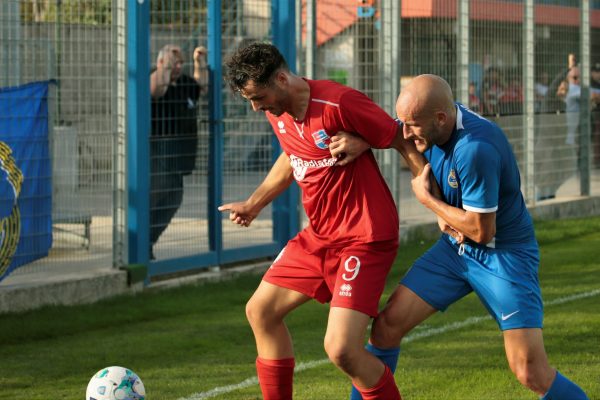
439, 104, 463, 152
455, 104, 465, 131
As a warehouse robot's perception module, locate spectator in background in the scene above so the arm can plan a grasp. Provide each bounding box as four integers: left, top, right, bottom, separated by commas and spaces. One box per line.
149, 44, 208, 259
468, 81, 481, 114
482, 67, 504, 116
500, 73, 523, 115
556, 62, 581, 146
534, 54, 579, 200
535, 71, 550, 113
535, 54, 600, 199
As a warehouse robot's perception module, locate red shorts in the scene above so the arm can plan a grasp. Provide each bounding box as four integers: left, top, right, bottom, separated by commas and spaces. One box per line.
263, 232, 398, 317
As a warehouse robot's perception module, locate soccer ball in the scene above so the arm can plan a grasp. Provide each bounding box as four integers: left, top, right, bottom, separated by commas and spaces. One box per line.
86, 366, 146, 400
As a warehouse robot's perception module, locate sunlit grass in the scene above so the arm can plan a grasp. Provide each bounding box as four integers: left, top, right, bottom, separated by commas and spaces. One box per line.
0, 217, 598, 399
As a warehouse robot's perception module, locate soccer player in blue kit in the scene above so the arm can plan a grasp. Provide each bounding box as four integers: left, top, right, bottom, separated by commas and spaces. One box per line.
338, 74, 588, 399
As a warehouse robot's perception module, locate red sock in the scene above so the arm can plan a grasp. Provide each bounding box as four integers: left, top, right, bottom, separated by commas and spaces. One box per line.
353, 365, 402, 400
255, 357, 295, 400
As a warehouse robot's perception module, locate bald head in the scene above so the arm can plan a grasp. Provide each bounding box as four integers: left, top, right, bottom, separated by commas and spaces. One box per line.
396, 74, 457, 150
396, 74, 455, 119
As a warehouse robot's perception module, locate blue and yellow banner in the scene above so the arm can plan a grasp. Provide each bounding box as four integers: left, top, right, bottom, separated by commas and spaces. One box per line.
0, 81, 53, 282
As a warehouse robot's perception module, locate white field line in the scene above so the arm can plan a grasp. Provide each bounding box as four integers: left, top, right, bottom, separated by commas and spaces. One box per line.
179, 288, 600, 400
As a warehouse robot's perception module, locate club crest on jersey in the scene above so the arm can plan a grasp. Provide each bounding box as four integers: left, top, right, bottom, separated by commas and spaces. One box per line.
311, 129, 330, 149
277, 120, 287, 134
447, 169, 459, 189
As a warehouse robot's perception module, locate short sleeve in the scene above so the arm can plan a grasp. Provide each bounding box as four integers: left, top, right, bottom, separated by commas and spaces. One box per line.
456, 140, 500, 213
335, 90, 398, 148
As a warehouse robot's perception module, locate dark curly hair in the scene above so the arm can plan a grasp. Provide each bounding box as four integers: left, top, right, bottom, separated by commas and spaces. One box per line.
224, 42, 288, 92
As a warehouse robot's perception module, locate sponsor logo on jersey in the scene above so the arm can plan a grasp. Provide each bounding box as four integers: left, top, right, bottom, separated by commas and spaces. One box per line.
311, 129, 330, 149
447, 169, 458, 188
289, 154, 337, 181
339, 283, 352, 297
277, 120, 287, 134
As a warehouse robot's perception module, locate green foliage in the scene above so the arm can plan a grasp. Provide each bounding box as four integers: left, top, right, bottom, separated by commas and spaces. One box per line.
327, 69, 349, 85
19, 0, 211, 26
0, 217, 599, 399
21, 0, 112, 25
150, 0, 207, 26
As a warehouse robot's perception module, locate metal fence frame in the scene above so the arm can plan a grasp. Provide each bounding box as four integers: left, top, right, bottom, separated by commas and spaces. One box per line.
125, 0, 298, 280
1, 0, 598, 286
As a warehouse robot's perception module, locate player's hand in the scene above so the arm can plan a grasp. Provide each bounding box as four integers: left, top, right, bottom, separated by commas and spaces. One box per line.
218, 201, 258, 227
411, 163, 433, 205
438, 216, 465, 244
329, 131, 370, 166
193, 46, 207, 65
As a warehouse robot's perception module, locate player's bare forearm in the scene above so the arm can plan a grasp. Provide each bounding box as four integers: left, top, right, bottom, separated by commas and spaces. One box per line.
424, 196, 495, 244
247, 152, 294, 210
389, 130, 445, 203
389, 131, 427, 177
412, 164, 495, 244
437, 216, 465, 243
219, 152, 294, 227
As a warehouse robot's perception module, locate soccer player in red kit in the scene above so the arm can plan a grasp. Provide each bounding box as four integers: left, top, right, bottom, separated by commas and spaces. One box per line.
219, 42, 426, 400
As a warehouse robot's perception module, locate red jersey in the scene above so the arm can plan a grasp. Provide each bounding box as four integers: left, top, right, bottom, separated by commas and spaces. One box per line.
266, 79, 399, 247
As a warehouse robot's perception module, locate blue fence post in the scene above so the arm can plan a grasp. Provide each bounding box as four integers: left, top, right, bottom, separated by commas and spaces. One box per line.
126, 0, 150, 270
207, 0, 224, 262
271, 0, 300, 248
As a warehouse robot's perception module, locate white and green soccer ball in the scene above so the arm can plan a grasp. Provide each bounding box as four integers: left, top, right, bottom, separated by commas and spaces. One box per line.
86, 366, 146, 400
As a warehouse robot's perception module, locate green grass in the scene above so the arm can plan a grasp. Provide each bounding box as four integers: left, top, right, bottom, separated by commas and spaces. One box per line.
1, 217, 599, 400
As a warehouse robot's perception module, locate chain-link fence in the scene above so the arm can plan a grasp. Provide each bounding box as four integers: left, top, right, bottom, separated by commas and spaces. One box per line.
1, 1, 118, 282
1, 1, 599, 285
298, 0, 600, 225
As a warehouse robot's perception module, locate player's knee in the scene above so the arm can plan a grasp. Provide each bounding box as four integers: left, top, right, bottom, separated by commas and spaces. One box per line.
244, 298, 257, 325
323, 337, 360, 374
245, 297, 272, 329
245, 295, 288, 332
370, 312, 405, 348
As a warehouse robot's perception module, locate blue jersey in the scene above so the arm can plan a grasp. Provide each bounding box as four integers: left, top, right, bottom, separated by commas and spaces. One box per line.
424, 104, 535, 249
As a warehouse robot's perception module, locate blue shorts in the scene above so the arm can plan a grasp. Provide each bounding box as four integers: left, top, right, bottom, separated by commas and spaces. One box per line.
401, 235, 543, 330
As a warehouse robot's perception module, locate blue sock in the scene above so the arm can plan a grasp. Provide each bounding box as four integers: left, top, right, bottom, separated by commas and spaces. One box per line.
540, 371, 588, 400
349, 343, 401, 400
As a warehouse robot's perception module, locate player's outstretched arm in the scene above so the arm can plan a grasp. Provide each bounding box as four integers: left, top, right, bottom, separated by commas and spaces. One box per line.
218, 152, 294, 227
